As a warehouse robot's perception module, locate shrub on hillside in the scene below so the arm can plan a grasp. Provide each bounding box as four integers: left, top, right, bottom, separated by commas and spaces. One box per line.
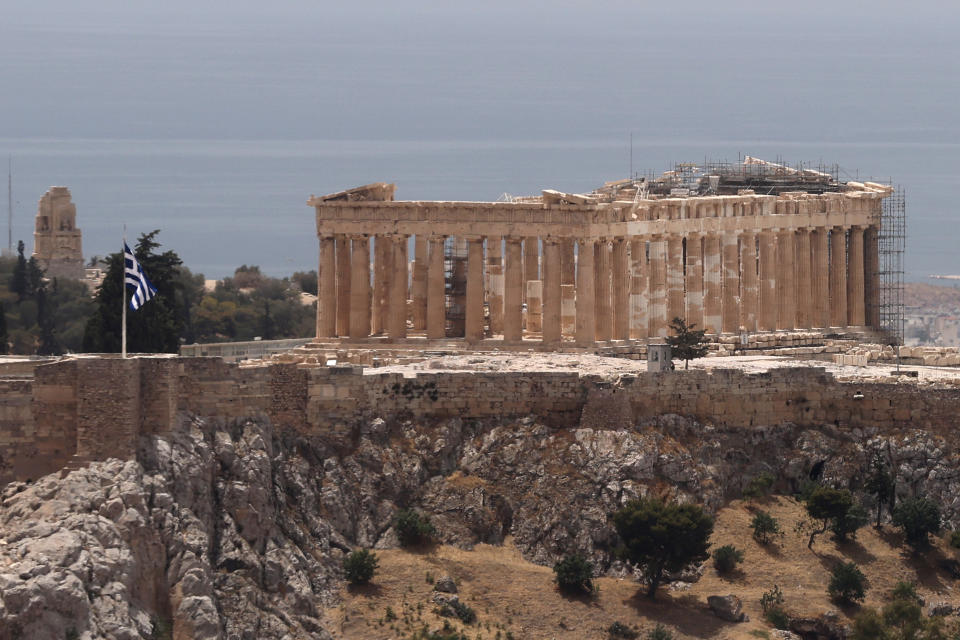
751, 511, 782, 544
394, 508, 437, 547
891, 581, 920, 603
803, 486, 859, 549
743, 472, 776, 499
342, 549, 379, 585
646, 624, 674, 640
828, 562, 869, 604
893, 497, 942, 551
712, 545, 744, 574
553, 553, 595, 595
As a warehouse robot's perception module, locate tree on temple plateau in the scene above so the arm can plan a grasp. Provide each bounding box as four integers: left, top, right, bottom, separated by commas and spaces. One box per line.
666, 317, 708, 369
83, 231, 185, 353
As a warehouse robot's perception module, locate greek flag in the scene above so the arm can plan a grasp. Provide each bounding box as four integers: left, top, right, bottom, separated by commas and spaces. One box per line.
124, 242, 157, 310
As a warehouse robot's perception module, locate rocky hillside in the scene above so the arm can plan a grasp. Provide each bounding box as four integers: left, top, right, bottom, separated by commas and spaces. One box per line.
2, 412, 960, 639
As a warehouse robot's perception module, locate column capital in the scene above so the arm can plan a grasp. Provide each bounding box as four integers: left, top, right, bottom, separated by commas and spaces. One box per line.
348, 233, 369, 241
463, 234, 486, 242
541, 236, 561, 246
504, 236, 523, 245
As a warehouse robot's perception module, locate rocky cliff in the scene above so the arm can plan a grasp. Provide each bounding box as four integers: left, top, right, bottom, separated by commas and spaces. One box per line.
2, 412, 959, 639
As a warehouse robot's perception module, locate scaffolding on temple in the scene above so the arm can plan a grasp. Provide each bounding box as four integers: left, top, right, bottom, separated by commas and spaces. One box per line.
877, 186, 906, 344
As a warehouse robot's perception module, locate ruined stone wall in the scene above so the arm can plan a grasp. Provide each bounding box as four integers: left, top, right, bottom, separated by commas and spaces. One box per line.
3, 356, 960, 487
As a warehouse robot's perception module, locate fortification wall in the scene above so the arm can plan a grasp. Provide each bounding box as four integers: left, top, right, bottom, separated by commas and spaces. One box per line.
1, 356, 958, 486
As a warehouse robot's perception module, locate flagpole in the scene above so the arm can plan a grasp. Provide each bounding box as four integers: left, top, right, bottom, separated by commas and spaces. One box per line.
121, 226, 127, 358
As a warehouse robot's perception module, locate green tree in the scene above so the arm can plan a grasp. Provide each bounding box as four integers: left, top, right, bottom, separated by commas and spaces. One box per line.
393, 508, 436, 547
893, 497, 942, 551
828, 561, 869, 604
342, 549, 379, 585
832, 502, 870, 542
665, 317, 708, 369
804, 486, 856, 549
553, 553, 595, 595
751, 511, 782, 544
35, 286, 60, 355
612, 497, 714, 600
83, 231, 185, 353
9, 240, 27, 301
864, 450, 896, 528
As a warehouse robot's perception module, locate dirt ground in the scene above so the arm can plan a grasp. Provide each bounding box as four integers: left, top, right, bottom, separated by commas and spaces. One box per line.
324, 497, 960, 640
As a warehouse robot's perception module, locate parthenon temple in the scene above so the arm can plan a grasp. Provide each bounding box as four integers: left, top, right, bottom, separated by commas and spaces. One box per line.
310, 159, 895, 349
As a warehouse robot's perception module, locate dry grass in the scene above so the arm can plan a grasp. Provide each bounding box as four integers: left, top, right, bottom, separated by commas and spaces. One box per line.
324, 496, 960, 639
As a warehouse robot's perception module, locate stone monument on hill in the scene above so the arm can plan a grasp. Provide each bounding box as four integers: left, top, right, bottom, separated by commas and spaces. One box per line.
32, 186, 84, 280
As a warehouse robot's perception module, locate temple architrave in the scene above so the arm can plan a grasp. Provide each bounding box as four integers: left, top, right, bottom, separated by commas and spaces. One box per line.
309, 160, 891, 348
32, 187, 84, 280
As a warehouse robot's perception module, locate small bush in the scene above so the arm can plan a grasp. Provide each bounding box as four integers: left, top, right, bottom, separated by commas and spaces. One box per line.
751, 511, 782, 544
647, 624, 674, 640
828, 562, 869, 604
712, 545, 744, 574
893, 497, 942, 551
553, 553, 595, 595
760, 584, 784, 613
743, 472, 776, 499
763, 606, 790, 630
342, 549, 379, 585
607, 621, 639, 639
394, 508, 437, 547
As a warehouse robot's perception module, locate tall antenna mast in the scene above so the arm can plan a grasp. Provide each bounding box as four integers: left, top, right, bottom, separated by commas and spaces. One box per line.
6, 157, 12, 254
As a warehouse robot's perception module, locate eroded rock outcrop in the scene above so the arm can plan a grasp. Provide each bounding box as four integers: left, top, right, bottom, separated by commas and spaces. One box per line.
2, 412, 959, 638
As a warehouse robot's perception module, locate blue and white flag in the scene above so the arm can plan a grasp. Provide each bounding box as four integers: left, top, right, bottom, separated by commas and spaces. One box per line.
124, 242, 157, 310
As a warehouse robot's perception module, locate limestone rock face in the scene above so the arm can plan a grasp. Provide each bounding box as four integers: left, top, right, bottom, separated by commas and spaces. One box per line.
2, 411, 960, 637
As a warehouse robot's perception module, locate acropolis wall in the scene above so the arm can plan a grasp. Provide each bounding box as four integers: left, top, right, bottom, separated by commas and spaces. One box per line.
309, 178, 889, 347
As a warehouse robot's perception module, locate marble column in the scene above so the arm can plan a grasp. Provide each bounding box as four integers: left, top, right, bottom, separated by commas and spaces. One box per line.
561, 285, 576, 337
560, 238, 576, 286
864, 226, 879, 328
595, 240, 612, 341
811, 227, 830, 328
317, 235, 336, 338
739, 232, 757, 333
542, 239, 562, 344
349, 235, 371, 339
776, 230, 796, 331
847, 226, 865, 327
526, 280, 543, 333
612, 238, 630, 340
685, 234, 704, 330
830, 227, 848, 327
335, 235, 351, 336
504, 238, 523, 342
702, 233, 722, 334
576, 238, 596, 347
758, 231, 777, 332
487, 236, 504, 334
794, 229, 812, 329
721, 232, 740, 334
411, 235, 428, 330
523, 237, 539, 303
666, 234, 685, 327
372, 236, 392, 334
647, 236, 668, 337
629, 239, 648, 339
389, 235, 408, 339
427, 236, 446, 339
465, 237, 485, 342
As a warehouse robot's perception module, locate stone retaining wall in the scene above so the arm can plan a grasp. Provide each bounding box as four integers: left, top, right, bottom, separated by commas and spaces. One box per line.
2, 356, 959, 486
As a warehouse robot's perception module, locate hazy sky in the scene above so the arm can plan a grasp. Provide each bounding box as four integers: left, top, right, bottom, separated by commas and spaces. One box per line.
1, 1, 959, 277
